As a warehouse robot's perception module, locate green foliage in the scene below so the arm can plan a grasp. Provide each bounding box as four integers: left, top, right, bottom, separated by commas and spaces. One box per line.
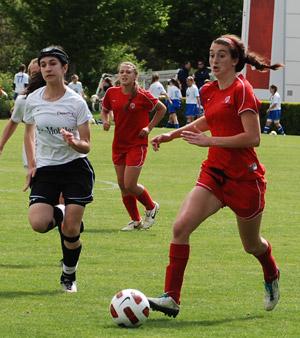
0, 0, 244, 89
86, 44, 147, 93
0, 121, 300, 337
0, 13, 29, 73
0, 98, 13, 118
138, 0, 243, 69
0, 72, 14, 117
0, 72, 13, 97
0, 0, 168, 89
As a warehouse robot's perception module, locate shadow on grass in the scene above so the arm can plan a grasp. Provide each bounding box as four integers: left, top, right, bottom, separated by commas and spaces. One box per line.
0, 290, 62, 299
0, 264, 32, 269
102, 314, 265, 330
84, 228, 119, 234
145, 314, 265, 328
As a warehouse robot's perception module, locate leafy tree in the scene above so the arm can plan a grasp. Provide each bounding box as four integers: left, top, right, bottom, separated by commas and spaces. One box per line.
0, 10, 29, 74
138, 0, 243, 70
0, 0, 169, 88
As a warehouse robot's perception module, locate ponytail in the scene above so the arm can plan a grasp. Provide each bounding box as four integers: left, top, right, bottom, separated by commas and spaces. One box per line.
24, 72, 46, 97
123, 81, 138, 112
244, 53, 284, 72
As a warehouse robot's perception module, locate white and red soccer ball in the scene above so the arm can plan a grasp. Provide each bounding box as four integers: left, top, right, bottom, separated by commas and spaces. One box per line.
109, 289, 150, 328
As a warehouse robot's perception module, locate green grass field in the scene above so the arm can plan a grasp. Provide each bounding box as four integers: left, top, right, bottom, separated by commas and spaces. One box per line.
0, 120, 299, 338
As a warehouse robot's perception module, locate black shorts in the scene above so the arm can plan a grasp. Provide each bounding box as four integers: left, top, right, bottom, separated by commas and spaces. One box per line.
29, 157, 95, 207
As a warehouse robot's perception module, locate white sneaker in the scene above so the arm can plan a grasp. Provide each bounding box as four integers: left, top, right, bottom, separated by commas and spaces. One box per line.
121, 220, 143, 231
143, 202, 160, 229
148, 293, 180, 318
264, 275, 280, 311
60, 275, 77, 293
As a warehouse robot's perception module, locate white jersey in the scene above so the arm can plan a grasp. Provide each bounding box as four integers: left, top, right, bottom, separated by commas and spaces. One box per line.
24, 86, 92, 168
14, 72, 29, 94
68, 81, 83, 96
11, 95, 26, 123
186, 84, 199, 104
167, 85, 182, 100
149, 81, 166, 98
270, 92, 281, 110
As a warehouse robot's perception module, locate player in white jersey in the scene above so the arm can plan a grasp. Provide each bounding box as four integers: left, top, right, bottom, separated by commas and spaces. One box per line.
166, 79, 182, 128
185, 76, 201, 124
263, 85, 285, 135
68, 74, 84, 97
13, 64, 29, 100
149, 73, 168, 99
23, 46, 95, 293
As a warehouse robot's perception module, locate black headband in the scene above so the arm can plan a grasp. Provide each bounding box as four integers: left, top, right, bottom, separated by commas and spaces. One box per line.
38, 47, 69, 65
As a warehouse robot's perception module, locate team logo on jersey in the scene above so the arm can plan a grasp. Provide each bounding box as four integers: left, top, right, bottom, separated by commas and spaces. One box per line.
129, 103, 135, 109
248, 163, 258, 172
224, 96, 231, 104
57, 111, 75, 117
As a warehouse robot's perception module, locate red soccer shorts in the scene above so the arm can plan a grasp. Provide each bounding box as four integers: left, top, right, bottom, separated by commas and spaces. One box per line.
112, 146, 148, 167
196, 167, 266, 219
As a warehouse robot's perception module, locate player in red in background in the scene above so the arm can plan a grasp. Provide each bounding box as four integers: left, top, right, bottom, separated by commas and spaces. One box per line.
101, 62, 166, 231
148, 34, 283, 317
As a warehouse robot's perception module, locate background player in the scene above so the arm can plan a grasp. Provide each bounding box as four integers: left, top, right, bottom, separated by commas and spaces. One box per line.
101, 61, 166, 231
263, 85, 285, 135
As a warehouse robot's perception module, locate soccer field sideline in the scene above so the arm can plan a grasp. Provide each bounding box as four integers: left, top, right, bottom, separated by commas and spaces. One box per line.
0, 121, 299, 337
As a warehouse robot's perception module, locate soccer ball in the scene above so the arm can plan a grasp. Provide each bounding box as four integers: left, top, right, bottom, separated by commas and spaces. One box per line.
270, 130, 277, 135
109, 289, 150, 328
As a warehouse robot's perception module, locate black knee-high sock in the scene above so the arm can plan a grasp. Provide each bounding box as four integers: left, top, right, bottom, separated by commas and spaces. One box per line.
61, 243, 82, 281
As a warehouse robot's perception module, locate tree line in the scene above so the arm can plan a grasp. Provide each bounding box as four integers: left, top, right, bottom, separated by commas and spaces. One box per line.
0, 0, 242, 93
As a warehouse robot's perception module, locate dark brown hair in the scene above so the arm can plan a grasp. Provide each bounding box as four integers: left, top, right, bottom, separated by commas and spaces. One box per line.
270, 84, 278, 92
169, 78, 181, 89
24, 72, 46, 96
213, 34, 284, 72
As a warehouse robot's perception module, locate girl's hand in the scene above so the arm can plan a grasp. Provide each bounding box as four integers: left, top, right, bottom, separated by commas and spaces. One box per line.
181, 130, 211, 147
23, 167, 36, 192
103, 121, 110, 131
60, 128, 75, 145
151, 133, 172, 151
139, 126, 151, 138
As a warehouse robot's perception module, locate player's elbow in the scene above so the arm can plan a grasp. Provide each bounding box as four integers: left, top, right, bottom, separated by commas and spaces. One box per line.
252, 134, 261, 147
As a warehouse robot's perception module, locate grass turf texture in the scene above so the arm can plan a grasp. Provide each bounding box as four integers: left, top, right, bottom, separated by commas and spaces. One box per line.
0, 120, 299, 337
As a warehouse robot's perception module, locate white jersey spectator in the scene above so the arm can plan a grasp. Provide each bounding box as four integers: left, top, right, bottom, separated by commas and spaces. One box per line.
186, 84, 199, 104
167, 85, 182, 100
269, 91, 281, 111
68, 74, 84, 97
149, 74, 167, 99
13, 64, 29, 99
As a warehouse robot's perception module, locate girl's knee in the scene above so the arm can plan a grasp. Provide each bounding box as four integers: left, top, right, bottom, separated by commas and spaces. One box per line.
242, 242, 266, 256
30, 219, 49, 233
173, 220, 191, 241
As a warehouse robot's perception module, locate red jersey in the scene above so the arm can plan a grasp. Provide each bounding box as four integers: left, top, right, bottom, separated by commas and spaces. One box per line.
200, 74, 265, 180
102, 86, 158, 151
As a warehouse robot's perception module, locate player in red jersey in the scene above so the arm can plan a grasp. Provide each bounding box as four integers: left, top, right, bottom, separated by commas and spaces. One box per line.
148, 34, 283, 317
101, 62, 166, 231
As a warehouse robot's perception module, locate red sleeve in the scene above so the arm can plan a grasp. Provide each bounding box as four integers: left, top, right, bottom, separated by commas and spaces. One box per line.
235, 77, 261, 115
199, 84, 208, 107
139, 89, 159, 111
102, 87, 112, 111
